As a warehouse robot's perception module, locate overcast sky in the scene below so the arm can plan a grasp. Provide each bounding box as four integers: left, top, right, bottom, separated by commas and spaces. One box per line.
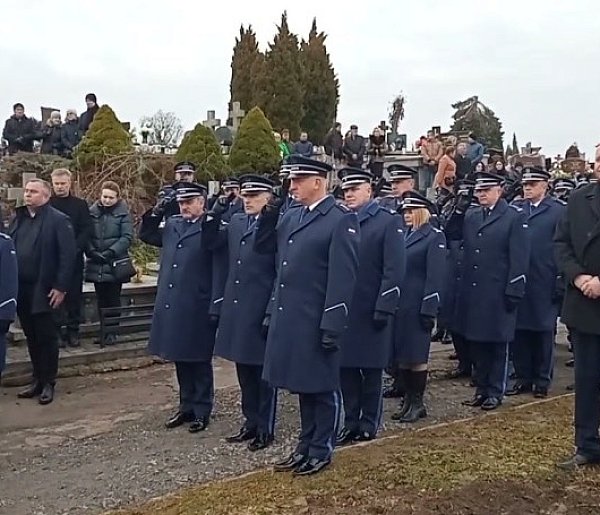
1, 0, 598, 158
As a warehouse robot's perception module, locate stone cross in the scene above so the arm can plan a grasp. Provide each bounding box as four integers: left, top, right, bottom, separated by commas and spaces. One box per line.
229, 102, 245, 134
202, 110, 221, 131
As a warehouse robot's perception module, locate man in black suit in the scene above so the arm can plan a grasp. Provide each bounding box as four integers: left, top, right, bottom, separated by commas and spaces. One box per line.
9, 179, 76, 405
555, 144, 600, 469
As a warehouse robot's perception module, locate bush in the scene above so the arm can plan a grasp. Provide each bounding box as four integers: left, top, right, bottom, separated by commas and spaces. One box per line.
228, 107, 280, 173
175, 124, 229, 184
75, 105, 134, 170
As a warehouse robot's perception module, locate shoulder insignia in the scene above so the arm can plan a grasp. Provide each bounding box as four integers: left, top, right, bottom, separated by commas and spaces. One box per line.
347, 227, 357, 234
432, 227, 443, 233
0, 233, 11, 240
335, 203, 351, 213
508, 204, 523, 212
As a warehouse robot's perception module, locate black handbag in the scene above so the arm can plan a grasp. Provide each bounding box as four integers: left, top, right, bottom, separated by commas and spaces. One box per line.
112, 257, 136, 282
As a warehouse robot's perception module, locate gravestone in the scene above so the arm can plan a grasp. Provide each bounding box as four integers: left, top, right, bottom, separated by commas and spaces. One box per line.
202, 110, 221, 131
215, 126, 233, 146
229, 102, 245, 135
22, 172, 37, 186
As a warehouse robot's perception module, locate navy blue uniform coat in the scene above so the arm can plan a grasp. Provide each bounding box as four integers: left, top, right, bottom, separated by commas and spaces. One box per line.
206, 213, 277, 365
394, 223, 447, 364
140, 211, 216, 362
0, 234, 18, 321
513, 196, 565, 331
457, 199, 531, 343
259, 195, 360, 393
340, 201, 405, 369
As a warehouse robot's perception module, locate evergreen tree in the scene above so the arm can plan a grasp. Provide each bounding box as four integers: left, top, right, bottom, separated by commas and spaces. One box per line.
228, 107, 280, 173
450, 96, 504, 150
512, 133, 520, 155
300, 18, 339, 145
75, 105, 133, 169
229, 25, 263, 118
262, 12, 304, 138
175, 124, 229, 183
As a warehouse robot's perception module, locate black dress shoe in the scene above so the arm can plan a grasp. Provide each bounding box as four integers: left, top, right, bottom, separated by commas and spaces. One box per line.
39, 384, 55, 405
533, 386, 548, 399
382, 386, 403, 398
557, 453, 600, 470
225, 426, 257, 443
462, 394, 486, 407
354, 431, 375, 442
505, 383, 532, 396
336, 427, 359, 446
293, 457, 331, 476
431, 328, 444, 343
481, 397, 501, 411
189, 417, 209, 433
165, 411, 194, 429
17, 382, 43, 399
448, 352, 458, 360
565, 358, 574, 368
274, 452, 308, 472
445, 368, 471, 379
247, 433, 274, 452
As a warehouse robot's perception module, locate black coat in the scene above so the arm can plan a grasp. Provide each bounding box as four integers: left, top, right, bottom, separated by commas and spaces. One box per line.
85, 200, 134, 283
2, 115, 37, 154
49, 195, 93, 255
8, 204, 76, 313
61, 120, 81, 152
79, 105, 99, 133
324, 130, 343, 159
40, 124, 63, 155
343, 135, 366, 167
454, 154, 472, 180
555, 182, 600, 335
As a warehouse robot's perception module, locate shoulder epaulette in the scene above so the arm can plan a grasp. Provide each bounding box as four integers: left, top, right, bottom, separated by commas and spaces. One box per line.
335, 203, 352, 213
432, 226, 443, 233
0, 233, 11, 240
509, 204, 523, 212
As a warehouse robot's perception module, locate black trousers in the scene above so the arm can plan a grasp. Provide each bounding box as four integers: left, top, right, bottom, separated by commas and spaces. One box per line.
471, 341, 508, 399
451, 332, 473, 374
57, 256, 84, 334
340, 367, 383, 435
236, 363, 277, 436
512, 330, 554, 389
369, 161, 384, 179
175, 361, 214, 419
17, 283, 59, 385
296, 391, 341, 461
94, 282, 122, 333
573, 331, 600, 459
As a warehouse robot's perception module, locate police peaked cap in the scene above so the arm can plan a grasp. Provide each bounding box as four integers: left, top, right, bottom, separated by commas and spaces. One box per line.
474, 172, 504, 190
283, 155, 332, 178
401, 190, 434, 210
239, 174, 275, 193
337, 167, 373, 189
174, 161, 196, 174
388, 164, 417, 181
521, 167, 551, 183
222, 177, 241, 188
173, 181, 207, 200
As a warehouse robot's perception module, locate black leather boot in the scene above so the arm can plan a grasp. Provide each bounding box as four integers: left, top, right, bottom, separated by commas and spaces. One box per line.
391, 369, 412, 420
399, 370, 428, 423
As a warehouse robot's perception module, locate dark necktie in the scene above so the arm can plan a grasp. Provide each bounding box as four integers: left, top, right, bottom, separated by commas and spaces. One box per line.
299, 207, 310, 223
530, 204, 537, 214
484, 208, 491, 219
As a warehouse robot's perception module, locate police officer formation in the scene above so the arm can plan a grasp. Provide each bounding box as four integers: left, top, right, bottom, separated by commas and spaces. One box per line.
131, 150, 585, 477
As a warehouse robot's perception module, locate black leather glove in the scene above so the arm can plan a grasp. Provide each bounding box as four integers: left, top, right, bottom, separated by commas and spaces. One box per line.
320, 331, 340, 353
0, 319, 11, 334
504, 295, 521, 313
420, 315, 435, 333
211, 193, 236, 217
208, 314, 219, 328
372, 310, 390, 331
261, 315, 271, 339
100, 249, 115, 262
88, 250, 107, 264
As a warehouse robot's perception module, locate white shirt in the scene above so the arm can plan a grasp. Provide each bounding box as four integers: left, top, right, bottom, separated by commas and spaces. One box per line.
307, 195, 329, 212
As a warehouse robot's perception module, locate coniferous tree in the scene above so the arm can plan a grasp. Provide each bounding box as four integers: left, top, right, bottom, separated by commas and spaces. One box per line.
229, 25, 263, 119
75, 105, 133, 169
175, 124, 229, 183
451, 96, 504, 150
262, 12, 304, 138
300, 18, 339, 145
228, 107, 280, 173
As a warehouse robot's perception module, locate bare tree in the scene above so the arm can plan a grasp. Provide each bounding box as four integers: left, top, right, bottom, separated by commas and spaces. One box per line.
139, 110, 183, 147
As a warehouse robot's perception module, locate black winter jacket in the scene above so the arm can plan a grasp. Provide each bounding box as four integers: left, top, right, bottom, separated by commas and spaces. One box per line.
85, 200, 134, 283
2, 115, 37, 154
41, 124, 63, 155
79, 106, 99, 134
324, 130, 343, 159
61, 120, 81, 152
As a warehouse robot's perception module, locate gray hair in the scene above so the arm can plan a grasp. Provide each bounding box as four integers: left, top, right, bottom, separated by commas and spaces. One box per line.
25, 178, 52, 195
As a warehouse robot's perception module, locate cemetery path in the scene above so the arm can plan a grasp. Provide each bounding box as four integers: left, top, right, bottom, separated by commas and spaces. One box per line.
0, 343, 575, 515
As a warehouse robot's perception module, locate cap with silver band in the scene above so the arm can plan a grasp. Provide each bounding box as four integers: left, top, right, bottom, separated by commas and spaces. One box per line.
474, 171, 504, 191
283, 155, 332, 179
239, 174, 275, 193
337, 167, 373, 189
173, 181, 207, 201
388, 164, 417, 182
521, 167, 551, 183
401, 190, 434, 210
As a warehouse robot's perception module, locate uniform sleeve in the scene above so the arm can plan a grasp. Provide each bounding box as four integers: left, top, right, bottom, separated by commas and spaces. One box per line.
253, 210, 279, 254
54, 218, 77, 292
202, 214, 228, 252
0, 238, 18, 321
139, 209, 164, 248
554, 201, 586, 285
320, 213, 360, 335
375, 215, 406, 314
420, 230, 446, 316
76, 200, 93, 253
505, 210, 531, 298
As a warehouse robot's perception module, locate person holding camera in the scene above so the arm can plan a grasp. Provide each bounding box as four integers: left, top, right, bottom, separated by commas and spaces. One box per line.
85, 181, 134, 347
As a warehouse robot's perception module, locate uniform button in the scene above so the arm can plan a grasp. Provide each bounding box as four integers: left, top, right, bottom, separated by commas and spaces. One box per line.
472, 283, 476, 287
280, 283, 284, 288
173, 264, 178, 268
278, 306, 283, 311
271, 297, 275, 301
282, 261, 288, 266
473, 265, 478, 270
233, 300, 238, 304
477, 233, 482, 237
169, 283, 173, 288
165, 304, 170, 308
237, 260, 242, 265
177, 244, 182, 248
241, 241, 246, 245
235, 280, 240, 284
288, 239, 293, 244
475, 249, 480, 254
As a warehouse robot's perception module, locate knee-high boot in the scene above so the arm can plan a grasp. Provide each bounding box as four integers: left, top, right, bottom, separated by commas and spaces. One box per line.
391, 369, 412, 420
399, 370, 428, 423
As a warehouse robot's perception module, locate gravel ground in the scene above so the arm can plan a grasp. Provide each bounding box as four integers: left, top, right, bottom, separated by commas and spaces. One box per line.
0, 342, 574, 515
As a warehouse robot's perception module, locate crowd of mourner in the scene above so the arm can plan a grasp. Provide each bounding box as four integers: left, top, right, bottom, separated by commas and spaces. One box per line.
1, 101, 600, 476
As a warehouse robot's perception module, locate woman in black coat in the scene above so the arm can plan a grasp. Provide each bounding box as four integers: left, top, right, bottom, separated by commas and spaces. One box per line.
85, 181, 134, 345
367, 127, 387, 179
61, 109, 81, 157
40, 111, 63, 155
392, 191, 446, 423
